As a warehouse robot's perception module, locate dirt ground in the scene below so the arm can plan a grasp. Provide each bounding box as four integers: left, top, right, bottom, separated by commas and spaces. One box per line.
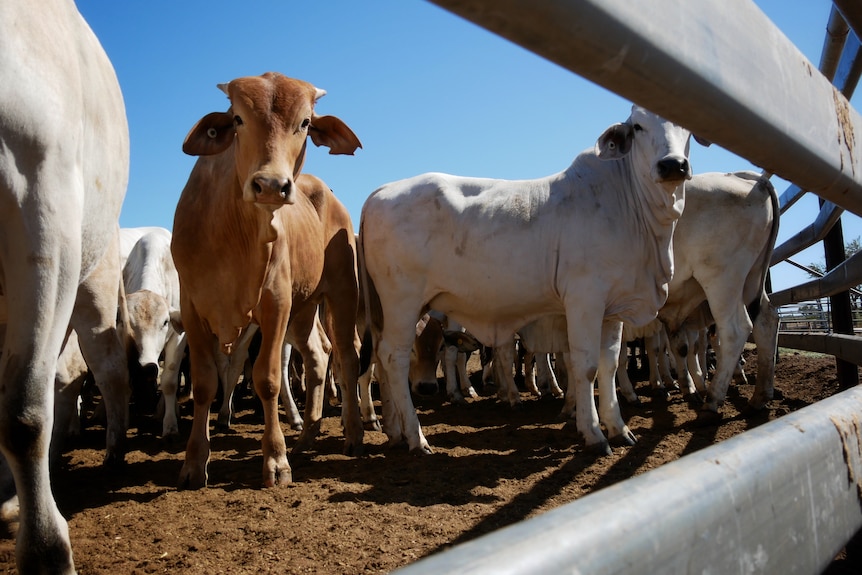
0, 347, 859, 574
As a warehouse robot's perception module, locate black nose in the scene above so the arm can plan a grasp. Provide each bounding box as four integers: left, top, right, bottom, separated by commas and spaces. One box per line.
252, 175, 292, 199
141, 362, 159, 381
657, 158, 690, 181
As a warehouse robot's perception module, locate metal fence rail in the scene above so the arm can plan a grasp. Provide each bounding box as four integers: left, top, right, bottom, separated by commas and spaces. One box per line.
395, 387, 862, 575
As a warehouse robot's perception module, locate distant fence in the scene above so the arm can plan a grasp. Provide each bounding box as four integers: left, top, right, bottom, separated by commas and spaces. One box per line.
394, 1, 862, 573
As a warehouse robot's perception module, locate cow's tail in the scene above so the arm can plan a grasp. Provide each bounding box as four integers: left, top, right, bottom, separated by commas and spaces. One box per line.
746, 172, 781, 322
356, 220, 381, 377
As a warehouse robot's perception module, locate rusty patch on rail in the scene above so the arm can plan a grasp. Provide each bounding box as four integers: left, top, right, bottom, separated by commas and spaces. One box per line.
831, 413, 862, 511
834, 87, 857, 177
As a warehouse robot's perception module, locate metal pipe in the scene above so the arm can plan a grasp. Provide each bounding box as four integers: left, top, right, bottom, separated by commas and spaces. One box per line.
395, 386, 862, 575
427, 0, 862, 217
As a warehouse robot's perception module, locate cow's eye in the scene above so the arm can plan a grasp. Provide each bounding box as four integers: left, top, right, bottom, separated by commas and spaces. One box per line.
234, 115, 244, 127
301, 118, 311, 130
633, 123, 643, 132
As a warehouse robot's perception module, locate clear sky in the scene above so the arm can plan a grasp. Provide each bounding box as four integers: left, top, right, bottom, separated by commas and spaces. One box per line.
76, 0, 858, 293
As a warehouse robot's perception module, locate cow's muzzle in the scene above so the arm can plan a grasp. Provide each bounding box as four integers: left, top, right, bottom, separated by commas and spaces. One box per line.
656, 158, 691, 182
251, 174, 295, 205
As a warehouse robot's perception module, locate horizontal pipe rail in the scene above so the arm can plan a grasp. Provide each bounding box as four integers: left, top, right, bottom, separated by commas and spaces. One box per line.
428, 0, 862, 217
778, 332, 862, 363
771, 250, 862, 306
771, 201, 844, 265
395, 387, 862, 575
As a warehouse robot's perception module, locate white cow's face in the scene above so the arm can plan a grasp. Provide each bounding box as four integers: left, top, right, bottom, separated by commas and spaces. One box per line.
627, 105, 693, 188
123, 290, 173, 372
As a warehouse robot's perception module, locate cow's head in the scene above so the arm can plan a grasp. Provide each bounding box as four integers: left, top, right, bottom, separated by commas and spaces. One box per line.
182, 72, 361, 207
595, 105, 708, 191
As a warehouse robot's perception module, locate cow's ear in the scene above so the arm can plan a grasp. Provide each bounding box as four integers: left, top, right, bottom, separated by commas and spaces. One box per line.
595, 122, 633, 159
182, 112, 235, 156
169, 309, 184, 334
693, 134, 712, 147
309, 114, 362, 155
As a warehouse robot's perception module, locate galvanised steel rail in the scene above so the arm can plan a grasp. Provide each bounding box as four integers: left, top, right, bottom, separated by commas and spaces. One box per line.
394, 386, 862, 575
427, 0, 862, 218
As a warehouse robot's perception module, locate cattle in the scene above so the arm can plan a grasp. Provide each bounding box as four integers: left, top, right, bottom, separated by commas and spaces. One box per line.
0, 0, 130, 571
172, 72, 363, 489
121, 227, 186, 438
359, 105, 698, 455
653, 171, 779, 422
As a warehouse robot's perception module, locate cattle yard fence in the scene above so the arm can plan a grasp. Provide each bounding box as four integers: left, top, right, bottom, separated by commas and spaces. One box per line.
394, 1, 862, 573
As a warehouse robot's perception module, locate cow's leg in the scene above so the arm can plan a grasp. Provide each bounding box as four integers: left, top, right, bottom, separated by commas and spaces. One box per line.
215, 325, 257, 430
278, 341, 303, 431
688, 327, 707, 394
523, 350, 540, 396
358, 363, 381, 431
288, 313, 329, 455
458, 351, 478, 399
653, 328, 676, 390
669, 329, 698, 398
748, 292, 779, 410
560, 309, 609, 455
444, 346, 466, 404
178, 304, 219, 490
159, 331, 186, 440
71, 232, 130, 467
323, 306, 365, 457
254, 305, 292, 487
644, 333, 670, 396
375, 315, 429, 453
596, 321, 636, 446
615, 340, 640, 403
0, 217, 78, 573
701, 297, 753, 418
537, 353, 564, 398
51, 331, 88, 461
493, 341, 521, 408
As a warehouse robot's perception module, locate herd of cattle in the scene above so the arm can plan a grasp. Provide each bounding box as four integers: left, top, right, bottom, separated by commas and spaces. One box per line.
0, 2, 781, 573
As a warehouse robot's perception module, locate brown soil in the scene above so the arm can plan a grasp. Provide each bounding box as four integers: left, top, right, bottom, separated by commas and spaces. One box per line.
0, 348, 858, 574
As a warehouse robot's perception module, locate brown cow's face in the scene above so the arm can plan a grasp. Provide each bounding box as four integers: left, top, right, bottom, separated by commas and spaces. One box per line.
226, 73, 319, 207
182, 72, 362, 209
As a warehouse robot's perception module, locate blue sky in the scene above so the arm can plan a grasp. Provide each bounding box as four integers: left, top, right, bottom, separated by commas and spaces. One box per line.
76, 0, 856, 293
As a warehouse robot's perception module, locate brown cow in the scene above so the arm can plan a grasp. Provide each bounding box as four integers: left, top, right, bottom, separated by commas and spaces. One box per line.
172, 72, 363, 489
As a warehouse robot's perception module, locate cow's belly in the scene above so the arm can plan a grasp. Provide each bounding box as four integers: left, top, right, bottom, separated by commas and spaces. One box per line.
428, 290, 563, 348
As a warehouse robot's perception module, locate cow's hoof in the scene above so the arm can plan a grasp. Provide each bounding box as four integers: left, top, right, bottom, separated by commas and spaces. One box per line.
610, 429, 637, 447
177, 466, 207, 490
102, 451, 126, 470
683, 393, 704, 407
650, 388, 672, 402
415, 382, 439, 397
410, 444, 433, 456
693, 409, 722, 428
363, 419, 382, 432
161, 432, 183, 449
585, 440, 612, 457
343, 441, 366, 457
263, 466, 292, 488
620, 394, 641, 406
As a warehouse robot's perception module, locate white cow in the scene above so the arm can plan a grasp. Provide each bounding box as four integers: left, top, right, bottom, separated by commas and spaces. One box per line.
653, 172, 779, 421
0, 0, 129, 571
121, 227, 186, 439
359, 105, 698, 455
120, 226, 166, 268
